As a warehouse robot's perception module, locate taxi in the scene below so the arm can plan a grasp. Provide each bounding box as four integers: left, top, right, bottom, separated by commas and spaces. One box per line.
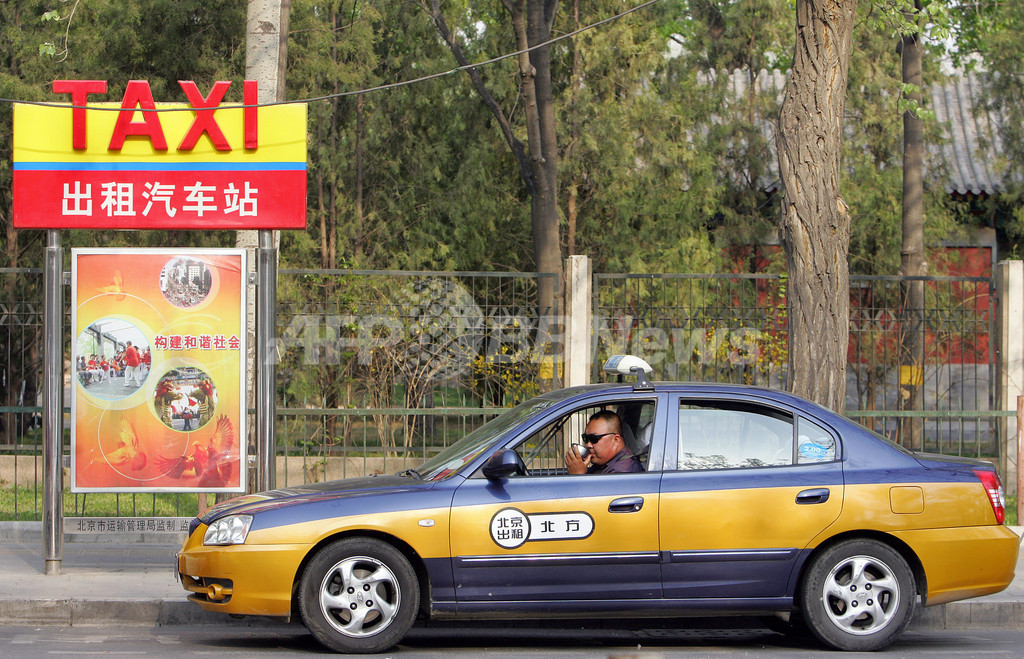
177, 356, 1020, 653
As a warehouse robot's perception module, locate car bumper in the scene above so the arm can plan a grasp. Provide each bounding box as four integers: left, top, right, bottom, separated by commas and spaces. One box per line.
176, 524, 308, 617
891, 525, 1022, 606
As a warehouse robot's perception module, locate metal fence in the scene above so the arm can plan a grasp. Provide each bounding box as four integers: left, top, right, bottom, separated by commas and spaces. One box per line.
0, 268, 45, 520
272, 270, 561, 486
593, 272, 1000, 459
845, 275, 998, 458
0, 267, 1004, 520
592, 273, 787, 387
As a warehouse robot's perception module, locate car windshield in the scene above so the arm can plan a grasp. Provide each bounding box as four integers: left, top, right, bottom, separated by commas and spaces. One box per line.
414, 396, 558, 481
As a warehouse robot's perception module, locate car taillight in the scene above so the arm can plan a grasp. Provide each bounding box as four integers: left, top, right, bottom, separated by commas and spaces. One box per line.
973, 468, 1005, 525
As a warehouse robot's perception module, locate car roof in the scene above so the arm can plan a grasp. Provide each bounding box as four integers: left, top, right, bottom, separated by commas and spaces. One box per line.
546, 381, 832, 411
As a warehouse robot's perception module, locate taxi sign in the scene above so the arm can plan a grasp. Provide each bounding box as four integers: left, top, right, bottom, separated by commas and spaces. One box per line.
13, 79, 307, 230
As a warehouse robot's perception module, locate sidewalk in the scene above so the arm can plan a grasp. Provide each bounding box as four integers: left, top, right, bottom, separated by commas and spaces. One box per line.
0, 521, 1021, 630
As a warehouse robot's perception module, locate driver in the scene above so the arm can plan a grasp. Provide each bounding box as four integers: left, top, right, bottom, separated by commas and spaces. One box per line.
565, 410, 642, 475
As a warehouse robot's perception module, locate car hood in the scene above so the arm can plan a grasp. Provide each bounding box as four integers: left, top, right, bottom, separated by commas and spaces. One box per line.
198, 474, 432, 524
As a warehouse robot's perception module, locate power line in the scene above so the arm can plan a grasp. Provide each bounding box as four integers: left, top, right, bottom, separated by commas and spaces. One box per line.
0, 0, 663, 112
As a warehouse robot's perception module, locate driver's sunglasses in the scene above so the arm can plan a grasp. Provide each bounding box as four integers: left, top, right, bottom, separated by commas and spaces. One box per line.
580, 432, 614, 445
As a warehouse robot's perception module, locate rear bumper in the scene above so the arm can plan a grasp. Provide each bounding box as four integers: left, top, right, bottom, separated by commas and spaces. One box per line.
891, 525, 1021, 606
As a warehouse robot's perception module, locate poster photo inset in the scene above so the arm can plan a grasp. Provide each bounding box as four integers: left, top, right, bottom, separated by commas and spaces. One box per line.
75, 318, 151, 400
153, 367, 218, 433
160, 256, 214, 308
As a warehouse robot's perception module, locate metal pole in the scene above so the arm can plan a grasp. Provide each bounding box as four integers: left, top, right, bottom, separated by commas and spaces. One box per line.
257, 230, 277, 491
43, 230, 64, 575
1017, 396, 1023, 526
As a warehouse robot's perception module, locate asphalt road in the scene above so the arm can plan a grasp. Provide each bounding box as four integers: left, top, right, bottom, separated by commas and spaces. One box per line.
2, 622, 1024, 657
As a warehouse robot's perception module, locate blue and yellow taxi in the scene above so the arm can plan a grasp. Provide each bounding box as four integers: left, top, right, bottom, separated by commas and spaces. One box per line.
177, 356, 1019, 653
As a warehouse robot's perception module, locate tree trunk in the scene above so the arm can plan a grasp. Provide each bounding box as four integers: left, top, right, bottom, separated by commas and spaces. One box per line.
426, 0, 563, 314
354, 94, 365, 262
899, 0, 925, 450
520, 0, 562, 315
776, 0, 858, 412
565, 0, 581, 257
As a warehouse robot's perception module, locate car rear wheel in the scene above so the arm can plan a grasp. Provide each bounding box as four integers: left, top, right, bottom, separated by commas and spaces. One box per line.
298, 537, 419, 654
800, 539, 916, 652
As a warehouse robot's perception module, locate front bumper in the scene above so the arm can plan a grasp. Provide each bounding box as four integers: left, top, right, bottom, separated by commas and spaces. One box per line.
176, 523, 309, 617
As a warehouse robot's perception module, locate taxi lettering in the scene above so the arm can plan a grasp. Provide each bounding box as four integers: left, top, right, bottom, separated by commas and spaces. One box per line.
52, 79, 259, 151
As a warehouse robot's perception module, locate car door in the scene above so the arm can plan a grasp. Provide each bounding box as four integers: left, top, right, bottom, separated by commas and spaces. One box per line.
449, 393, 667, 610
659, 394, 844, 600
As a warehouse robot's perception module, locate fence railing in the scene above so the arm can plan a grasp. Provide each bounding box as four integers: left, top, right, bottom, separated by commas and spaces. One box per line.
0, 267, 1005, 521
593, 272, 998, 458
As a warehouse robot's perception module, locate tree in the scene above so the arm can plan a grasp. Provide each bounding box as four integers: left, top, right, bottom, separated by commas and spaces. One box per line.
423, 0, 561, 313
973, 2, 1024, 250
776, 0, 858, 411
667, 0, 793, 272
898, 0, 927, 448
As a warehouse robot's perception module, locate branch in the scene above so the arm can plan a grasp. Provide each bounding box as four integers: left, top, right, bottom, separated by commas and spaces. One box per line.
40, 0, 82, 62
421, 0, 536, 194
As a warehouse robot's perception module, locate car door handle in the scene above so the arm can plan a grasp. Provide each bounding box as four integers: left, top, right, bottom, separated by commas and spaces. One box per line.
796, 488, 830, 505
609, 496, 644, 513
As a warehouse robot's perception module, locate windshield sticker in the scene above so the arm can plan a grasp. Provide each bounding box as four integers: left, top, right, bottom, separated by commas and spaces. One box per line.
489, 507, 595, 549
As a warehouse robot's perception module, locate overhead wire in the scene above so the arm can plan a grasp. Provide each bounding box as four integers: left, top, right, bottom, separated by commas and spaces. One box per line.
0, 0, 663, 112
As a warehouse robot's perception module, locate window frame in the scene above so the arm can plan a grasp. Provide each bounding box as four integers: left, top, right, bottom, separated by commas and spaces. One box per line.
667, 393, 843, 472
469, 392, 669, 478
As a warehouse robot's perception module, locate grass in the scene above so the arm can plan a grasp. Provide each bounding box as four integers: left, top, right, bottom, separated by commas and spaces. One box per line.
0, 484, 202, 521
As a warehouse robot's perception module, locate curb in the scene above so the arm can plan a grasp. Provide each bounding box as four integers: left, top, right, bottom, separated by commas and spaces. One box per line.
0, 598, 287, 627
914, 600, 1024, 630
0, 521, 187, 545
0, 597, 1020, 630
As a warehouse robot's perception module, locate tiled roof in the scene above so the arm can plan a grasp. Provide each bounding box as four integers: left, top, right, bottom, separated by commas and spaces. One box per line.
722, 69, 1008, 195
929, 71, 1005, 195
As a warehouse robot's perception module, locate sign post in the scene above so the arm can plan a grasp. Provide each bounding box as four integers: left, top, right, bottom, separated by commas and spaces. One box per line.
14, 80, 307, 571
42, 230, 63, 575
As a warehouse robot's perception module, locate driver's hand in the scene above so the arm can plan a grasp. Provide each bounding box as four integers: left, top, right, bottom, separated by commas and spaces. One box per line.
565, 447, 590, 475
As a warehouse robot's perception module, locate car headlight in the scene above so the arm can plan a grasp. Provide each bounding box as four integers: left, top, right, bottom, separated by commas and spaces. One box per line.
203, 515, 253, 546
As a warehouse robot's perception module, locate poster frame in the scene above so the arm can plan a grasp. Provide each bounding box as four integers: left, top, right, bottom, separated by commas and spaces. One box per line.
70, 247, 247, 493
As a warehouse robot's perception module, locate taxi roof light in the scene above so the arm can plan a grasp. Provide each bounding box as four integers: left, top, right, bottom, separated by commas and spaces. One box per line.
602, 355, 654, 391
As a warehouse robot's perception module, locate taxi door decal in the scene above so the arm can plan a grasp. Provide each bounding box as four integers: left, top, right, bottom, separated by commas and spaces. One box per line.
490, 507, 594, 549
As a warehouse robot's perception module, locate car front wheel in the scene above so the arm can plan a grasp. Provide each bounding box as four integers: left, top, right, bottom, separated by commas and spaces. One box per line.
800, 539, 916, 651
299, 537, 419, 654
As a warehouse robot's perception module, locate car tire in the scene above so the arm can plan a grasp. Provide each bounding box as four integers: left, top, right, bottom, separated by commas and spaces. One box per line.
298, 537, 420, 654
800, 539, 916, 652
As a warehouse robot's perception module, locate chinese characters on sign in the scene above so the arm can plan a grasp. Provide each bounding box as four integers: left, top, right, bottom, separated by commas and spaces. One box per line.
153, 334, 242, 351
12, 79, 307, 230
63, 180, 259, 218
67, 517, 192, 534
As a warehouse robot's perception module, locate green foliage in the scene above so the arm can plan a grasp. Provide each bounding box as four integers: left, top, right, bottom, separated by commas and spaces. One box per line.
843, 3, 961, 275
974, 2, 1024, 252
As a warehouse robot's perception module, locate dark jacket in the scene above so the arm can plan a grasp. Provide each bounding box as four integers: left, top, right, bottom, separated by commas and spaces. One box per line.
588, 447, 643, 474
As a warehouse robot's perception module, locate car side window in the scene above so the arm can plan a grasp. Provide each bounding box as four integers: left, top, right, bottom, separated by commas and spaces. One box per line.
677, 401, 794, 470
515, 407, 592, 476
797, 416, 838, 463
512, 400, 655, 476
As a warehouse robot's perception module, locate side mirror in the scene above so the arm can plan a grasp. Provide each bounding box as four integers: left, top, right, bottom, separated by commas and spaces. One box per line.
482, 449, 526, 480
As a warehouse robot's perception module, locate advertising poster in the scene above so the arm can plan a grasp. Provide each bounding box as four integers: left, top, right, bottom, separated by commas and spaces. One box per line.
71, 248, 246, 492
